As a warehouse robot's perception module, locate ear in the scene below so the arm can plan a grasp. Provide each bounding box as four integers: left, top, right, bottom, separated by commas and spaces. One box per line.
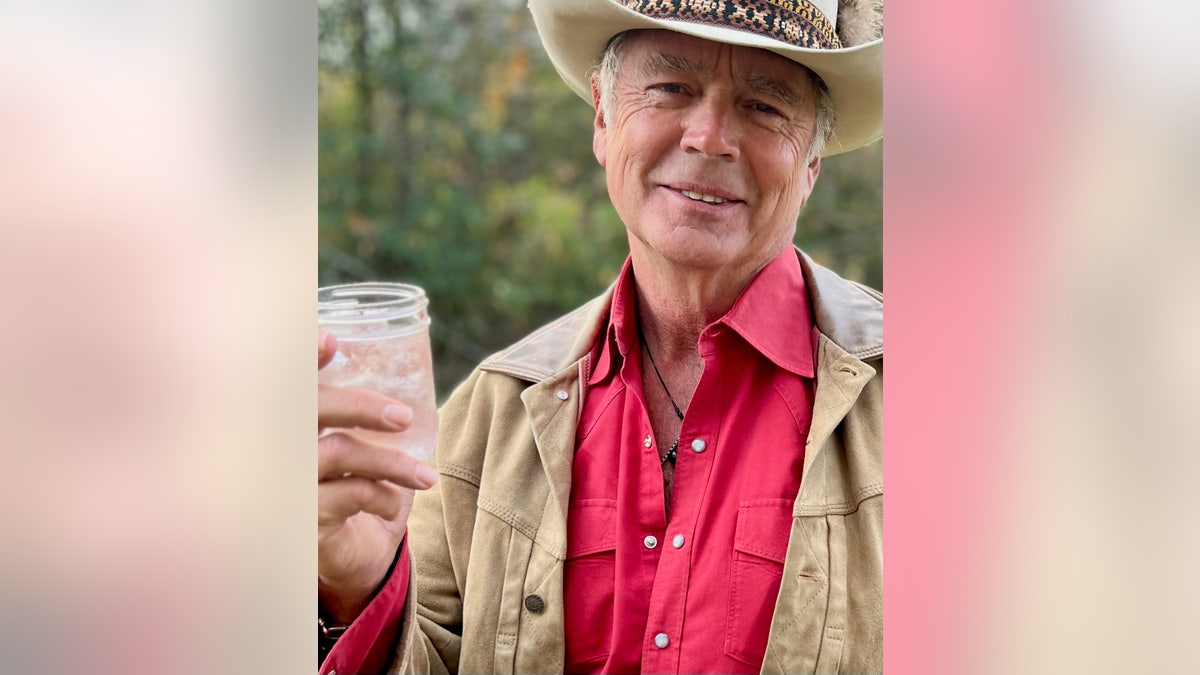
806, 155, 822, 190
591, 73, 607, 167
800, 156, 822, 206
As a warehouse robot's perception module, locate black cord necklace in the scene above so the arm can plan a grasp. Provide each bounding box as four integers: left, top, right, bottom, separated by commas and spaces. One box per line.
638, 322, 684, 467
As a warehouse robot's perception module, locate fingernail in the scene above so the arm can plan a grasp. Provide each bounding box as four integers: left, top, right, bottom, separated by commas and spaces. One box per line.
415, 463, 439, 487
382, 404, 412, 429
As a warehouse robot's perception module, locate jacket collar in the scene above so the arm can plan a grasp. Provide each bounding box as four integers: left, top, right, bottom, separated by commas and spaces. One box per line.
480, 248, 882, 382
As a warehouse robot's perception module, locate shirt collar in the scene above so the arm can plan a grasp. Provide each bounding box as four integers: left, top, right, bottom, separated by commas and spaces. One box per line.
587, 248, 816, 385
718, 247, 816, 378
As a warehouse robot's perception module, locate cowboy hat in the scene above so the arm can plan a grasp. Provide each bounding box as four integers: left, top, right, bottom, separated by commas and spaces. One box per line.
527, 0, 882, 156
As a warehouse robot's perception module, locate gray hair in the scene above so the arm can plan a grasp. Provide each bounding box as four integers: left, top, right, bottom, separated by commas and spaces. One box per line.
595, 30, 836, 162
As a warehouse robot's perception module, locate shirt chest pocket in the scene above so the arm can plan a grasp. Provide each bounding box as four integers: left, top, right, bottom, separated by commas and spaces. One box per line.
725, 499, 794, 667
564, 499, 617, 669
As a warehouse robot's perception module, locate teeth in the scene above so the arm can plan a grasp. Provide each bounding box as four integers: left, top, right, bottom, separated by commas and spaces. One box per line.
681, 189, 727, 204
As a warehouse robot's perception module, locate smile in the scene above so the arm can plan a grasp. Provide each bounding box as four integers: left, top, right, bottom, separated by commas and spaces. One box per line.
680, 190, 728, 205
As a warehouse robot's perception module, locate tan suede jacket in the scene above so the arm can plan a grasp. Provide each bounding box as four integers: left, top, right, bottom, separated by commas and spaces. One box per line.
390, 250, 882, 675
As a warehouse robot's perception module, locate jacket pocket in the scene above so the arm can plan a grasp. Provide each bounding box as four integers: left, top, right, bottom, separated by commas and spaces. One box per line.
564, 499, 617, 668
725, 499, 794, 667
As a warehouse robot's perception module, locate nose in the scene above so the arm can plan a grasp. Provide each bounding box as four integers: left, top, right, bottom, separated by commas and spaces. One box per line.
679, 97, 740, 161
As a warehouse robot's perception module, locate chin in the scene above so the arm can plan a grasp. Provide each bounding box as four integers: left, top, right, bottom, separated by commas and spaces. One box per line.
652, 227, 742, 267
659, 243, 739, 271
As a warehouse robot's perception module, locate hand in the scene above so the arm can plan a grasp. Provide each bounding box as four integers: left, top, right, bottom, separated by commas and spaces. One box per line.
317, 332, 439, 624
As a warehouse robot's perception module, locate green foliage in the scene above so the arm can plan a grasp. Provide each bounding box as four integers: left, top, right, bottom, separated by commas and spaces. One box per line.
798, 143, 883, 290
318, 0, 881, 397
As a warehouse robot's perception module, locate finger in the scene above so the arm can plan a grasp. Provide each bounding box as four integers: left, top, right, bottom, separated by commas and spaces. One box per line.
318, 384, 412, 432
318, 476, 409, 526
318, 430, 439, 488
318, 332, 337, 370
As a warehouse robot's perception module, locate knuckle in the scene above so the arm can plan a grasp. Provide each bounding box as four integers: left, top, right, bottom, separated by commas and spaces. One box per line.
349, 388, 382, 414
382, 501, 403, 521
317, 482, 353, 523
348, 479, 375, 506
319, 431, 351, 459
376, 490, 401, 519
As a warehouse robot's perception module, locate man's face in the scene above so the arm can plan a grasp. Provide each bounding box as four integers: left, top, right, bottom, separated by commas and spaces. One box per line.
593, 30, 823, 276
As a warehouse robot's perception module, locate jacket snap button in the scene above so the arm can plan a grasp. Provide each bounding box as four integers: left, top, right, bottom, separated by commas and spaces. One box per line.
524, 594, 545, 614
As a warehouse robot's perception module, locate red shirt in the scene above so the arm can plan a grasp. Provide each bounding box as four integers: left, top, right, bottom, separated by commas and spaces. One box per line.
565, 249, 816, 674
324, 248, 816, 674
319, 543, 409, 675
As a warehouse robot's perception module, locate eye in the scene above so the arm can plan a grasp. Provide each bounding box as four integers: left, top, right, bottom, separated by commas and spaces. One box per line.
752, 101, 780, 116
655, 83, 685, 94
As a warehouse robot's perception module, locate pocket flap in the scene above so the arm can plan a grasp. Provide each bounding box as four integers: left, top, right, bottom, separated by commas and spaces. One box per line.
732, 499, 794, 563
566, 499, 617, 558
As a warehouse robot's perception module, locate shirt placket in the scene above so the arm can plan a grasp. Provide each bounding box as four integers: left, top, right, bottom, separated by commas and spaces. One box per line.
640, 332, 724, 673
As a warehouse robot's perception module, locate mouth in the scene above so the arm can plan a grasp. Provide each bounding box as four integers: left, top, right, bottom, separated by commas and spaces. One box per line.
681, 189, 730, 205
665, 183, 744, 207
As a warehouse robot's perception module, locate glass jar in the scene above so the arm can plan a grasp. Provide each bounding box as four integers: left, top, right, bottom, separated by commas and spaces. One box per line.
317, 283, 437, 462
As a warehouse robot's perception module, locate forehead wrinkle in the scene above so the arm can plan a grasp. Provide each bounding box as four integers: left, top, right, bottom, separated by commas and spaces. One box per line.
629, 42, 808, 107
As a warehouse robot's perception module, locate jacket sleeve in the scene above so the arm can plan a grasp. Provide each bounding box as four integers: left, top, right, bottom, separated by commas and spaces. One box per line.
385, 368, 491, 674
381, 335, 582, 673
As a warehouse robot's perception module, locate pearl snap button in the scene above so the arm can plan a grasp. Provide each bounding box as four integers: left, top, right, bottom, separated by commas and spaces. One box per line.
672, 534, 685, 548
654, 633, 669, 649
691, 438, 706, 453
643, 535, 658, 549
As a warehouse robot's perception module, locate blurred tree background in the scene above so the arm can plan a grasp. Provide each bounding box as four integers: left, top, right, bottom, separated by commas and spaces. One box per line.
318, 0, 882, 399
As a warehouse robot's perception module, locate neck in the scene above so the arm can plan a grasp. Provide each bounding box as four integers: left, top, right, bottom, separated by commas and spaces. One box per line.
629, 246, 781, 362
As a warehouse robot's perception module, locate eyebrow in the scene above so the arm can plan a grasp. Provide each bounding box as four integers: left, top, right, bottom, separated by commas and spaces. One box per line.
638, 52, 700, 78
637, 51, 801, 105
745, 73, 800, 105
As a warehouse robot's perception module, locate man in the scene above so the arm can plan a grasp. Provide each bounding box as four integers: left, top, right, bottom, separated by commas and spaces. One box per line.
318, 0, 882, 672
